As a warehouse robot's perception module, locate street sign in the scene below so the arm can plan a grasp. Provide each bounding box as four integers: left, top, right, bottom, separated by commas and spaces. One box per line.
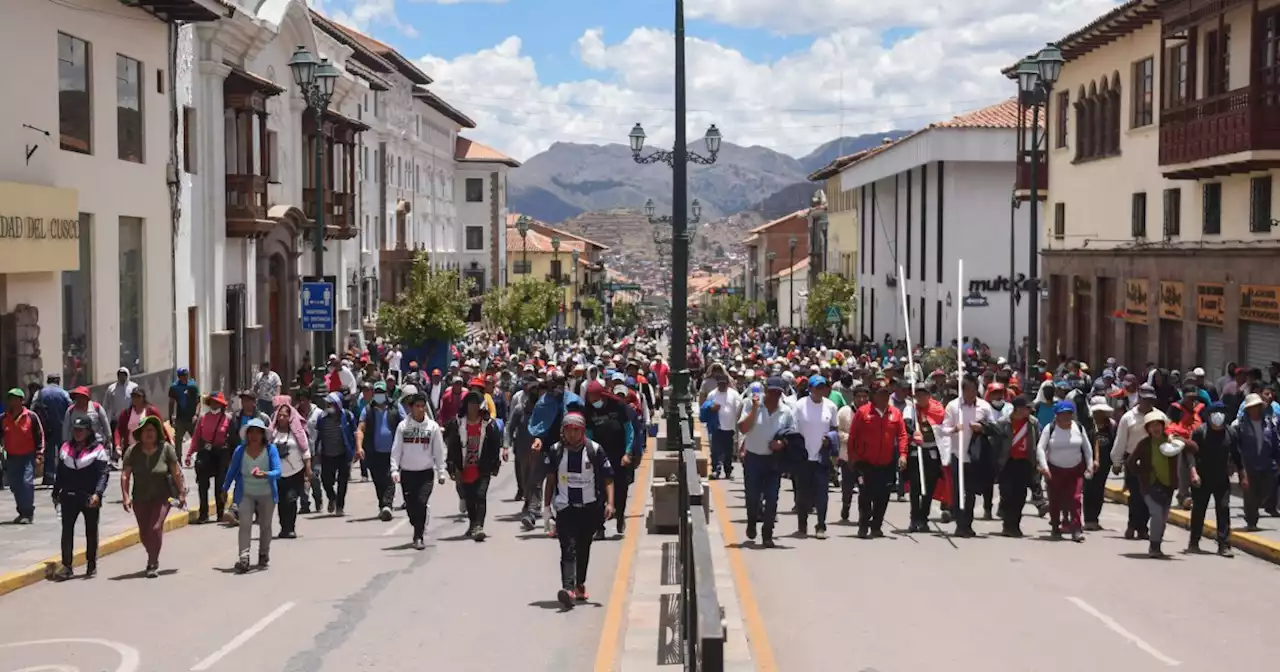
301, 280, 335, 332
962, 292, 990, 308
606, 282, 642, 292
825, 306, 842, 324
748, 304, 758, 319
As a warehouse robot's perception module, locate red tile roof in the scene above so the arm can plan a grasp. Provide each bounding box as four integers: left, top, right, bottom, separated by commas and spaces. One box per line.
531, 222, 609, 251
770, 257, 810, 280
323, 19, 433, 85
506, 227, 586, 254
747, 208, 811, 234
456, 136, 520, 167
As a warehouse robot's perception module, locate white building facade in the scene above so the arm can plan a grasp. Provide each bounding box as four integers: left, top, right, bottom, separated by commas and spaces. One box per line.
843, 100, 1040, 354
0, 0, 223, 396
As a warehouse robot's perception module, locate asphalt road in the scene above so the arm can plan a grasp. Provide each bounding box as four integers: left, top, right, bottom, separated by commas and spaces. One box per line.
0, 466, 624, 672
720, 477, 1277, 672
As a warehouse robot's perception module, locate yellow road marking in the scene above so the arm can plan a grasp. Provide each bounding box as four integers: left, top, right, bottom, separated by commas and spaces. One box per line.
594, 439, 654, 672
709, 478, 778, 671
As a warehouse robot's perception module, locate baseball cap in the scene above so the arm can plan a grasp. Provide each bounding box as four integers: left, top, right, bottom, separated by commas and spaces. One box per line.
766, 376, 786, 391
1138, 383, 1158, 400
1053, 400, 1076, 415
808, 374, 827, 387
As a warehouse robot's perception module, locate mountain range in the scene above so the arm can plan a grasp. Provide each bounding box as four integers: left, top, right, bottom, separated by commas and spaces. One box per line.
508, 130, 914, 224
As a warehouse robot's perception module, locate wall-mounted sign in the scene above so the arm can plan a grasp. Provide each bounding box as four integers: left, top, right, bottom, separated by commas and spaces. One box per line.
1241, 284, 1280, 324
1196, 283, 1225, 327
969, 273, 1035, 294
0, 182, 80, 274
1074, 277, 1093, 295
1158, 281, 1184, 320
1124, 278, 1149, 325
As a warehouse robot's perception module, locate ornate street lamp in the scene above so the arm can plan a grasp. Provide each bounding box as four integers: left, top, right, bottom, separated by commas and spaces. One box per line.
516, 214, 531, 273
289, 45, 339, 360
571, 248, 581, 331
1013, 42, 1063, 381
630, 123, 722, 166
788, 236, 798, 329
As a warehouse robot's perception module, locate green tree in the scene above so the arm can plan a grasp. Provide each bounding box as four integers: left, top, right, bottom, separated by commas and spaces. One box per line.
378, 251, 473, 344
482, 279, 562, 334
806, 272, 858, 329
581, 296, 602, 325
612, 300, 640, 329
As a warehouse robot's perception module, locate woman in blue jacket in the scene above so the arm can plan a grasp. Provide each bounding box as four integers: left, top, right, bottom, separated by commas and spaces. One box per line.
223, 418, 281, 573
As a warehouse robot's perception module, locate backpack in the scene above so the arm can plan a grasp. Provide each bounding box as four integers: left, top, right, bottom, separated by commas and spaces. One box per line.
1047, 420, 1091, 465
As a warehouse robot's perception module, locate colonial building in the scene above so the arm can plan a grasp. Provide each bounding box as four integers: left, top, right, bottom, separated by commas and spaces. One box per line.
810, 152, 866, 334
1, 0, 224, 395
1034, 0, 1280, 374
832, 100, 1038, 350
773, 258, 810, 329
741, 209, 810, 324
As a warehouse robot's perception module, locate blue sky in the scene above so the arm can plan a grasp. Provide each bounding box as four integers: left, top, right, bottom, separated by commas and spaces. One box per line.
312, 0, 1122, 160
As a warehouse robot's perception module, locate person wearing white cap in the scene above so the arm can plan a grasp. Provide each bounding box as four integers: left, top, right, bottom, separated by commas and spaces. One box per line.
1124, 410, 1190, 558
1233, 393, 1280, 529
1082, 396, 1116, 531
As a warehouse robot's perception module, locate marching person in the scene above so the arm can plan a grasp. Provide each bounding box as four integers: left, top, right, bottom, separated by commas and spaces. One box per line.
1082, 395, 1116, 531
737, 377, 793, 547
223, 418, 281, 572
847, 381, 908, 539
271, 401, 310, 539
121, 415, 185, 578
3, 388, 45, 524
185, 393, 233, 524
939, 376, 994, 538
792, 375, 839, 539
543, 411, 615, 609
390, 391, 448, 550
1035, 400, 1094, 542
583, 380, 638, 538
904, 384, 944, 533
445, 388, 504, 540
315, 392, 357, 516
357, 381, 401, 521
1234, 393, 1279, 531
988, 396, 1040, 537
1188, 402, 1239, 556
1111, 384, 1158, 540
51, 416, 110, 580
1125, 410, 1188, 558
507, 377, 542, 530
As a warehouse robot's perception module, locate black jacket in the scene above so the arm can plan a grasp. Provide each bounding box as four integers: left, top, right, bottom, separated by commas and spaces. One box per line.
444, 416, 503, 477
52, 439, 111, 503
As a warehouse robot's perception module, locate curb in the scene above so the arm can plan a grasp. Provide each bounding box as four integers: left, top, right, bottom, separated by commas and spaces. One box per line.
1102, 484, 1280, 564
0, 499, 215, 599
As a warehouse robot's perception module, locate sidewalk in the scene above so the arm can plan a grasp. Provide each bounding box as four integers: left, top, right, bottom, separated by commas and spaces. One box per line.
0, 465, 210, 597
1103, 478, 1280, 564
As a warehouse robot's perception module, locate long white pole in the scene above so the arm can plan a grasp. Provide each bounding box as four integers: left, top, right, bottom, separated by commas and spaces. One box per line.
956, 259, 966, 512
897, 265, 926, 497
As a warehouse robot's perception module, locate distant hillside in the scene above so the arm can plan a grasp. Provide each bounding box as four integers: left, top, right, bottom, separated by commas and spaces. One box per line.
797, 130, 914, 175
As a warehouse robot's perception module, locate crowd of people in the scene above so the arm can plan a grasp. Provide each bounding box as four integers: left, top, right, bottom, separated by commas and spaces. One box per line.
0, 327, 667, 608
694, 326, 1279, 558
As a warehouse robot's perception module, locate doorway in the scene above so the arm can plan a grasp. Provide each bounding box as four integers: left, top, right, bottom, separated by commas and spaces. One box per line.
269, 254, 287, 374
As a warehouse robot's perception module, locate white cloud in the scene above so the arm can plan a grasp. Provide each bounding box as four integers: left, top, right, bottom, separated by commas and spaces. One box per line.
413, 1, 1124, 162
311, 0, 419, 37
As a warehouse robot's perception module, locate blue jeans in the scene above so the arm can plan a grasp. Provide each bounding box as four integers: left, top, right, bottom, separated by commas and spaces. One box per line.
6, 454, 36, 519
742, 452, 781, 532
710, 430, 736, 476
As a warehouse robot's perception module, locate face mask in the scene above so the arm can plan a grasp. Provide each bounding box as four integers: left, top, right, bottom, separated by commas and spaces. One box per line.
325, 407, 336, 416
373, 393, 387, 405
592, 399, 605, 409
1209, 412, 1225, 427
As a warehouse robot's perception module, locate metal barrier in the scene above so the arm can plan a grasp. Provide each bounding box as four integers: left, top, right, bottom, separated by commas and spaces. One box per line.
676, 404, 727, 671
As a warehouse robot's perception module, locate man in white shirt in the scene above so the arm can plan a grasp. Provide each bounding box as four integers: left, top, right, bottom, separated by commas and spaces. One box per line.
1109, 384, 1156, 539
705, 375, 742, 480
939, 376, 994, 537
791, 375, 838, 538
387, 345, 403, 375
737, 377, 794, 547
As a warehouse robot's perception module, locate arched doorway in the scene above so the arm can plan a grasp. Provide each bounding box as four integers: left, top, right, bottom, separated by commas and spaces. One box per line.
268, 253, 287, 373
261, 206, 303, 378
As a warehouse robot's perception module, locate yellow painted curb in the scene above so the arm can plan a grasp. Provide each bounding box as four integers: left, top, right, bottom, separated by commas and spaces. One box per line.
1103, 483, 1280, 564
594, 436, 655, 672
0, 498, 215, 599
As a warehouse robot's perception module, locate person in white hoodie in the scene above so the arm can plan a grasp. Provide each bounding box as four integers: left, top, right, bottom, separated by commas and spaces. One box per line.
390, 391, 447, 550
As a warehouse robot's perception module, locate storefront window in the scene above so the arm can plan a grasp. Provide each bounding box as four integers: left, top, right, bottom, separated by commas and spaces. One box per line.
119, 216, 145, 373
62, 213, 93, 386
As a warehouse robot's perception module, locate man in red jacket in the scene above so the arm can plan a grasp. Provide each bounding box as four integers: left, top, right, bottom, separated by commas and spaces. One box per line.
847, 383, 908, 538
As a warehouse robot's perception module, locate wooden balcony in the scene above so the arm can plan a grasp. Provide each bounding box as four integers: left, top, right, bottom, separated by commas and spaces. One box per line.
1160, 83, 1280, 178
302, 189, 358, 240
1013, 151, 1048, 199
225, 173, 272, 238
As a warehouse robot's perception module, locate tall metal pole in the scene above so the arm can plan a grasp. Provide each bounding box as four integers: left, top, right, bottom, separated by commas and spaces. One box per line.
1026, 96, 1041, 384
1009, 193, 1017, 363
666, 0, 691, 448
313, 108, 328, 362
789, 247, 795, 329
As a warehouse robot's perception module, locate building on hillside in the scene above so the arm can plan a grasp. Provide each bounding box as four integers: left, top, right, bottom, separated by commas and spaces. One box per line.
507, 215, 610, 329
833, 99, 1039, 351
773, 258, 810, 329
741, 209, 811, 325
0, 0, 222, 394
174, 0, 370, 392
810, 147, 872, 334
1021, 0, 1280, 374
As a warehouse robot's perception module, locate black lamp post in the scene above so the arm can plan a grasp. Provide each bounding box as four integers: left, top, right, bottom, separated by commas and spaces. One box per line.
646, 196, 702, 250
571, 248, 580, 331
288, 45, 339, 361
788, 236, 797, 328
551, 235, 561, 329
766, 250, 777, 323
1014, 42, 1063, 381
516, 214, 531, 275
629, 0, 722, 449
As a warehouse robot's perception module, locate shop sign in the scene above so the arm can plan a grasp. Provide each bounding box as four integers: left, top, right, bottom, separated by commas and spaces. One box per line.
0, 182, 80, 274
1196, 283, 1225, 327
1124, 278, 1149, 325
1241, 284, 1280, 325
1158, 281, 1184, 320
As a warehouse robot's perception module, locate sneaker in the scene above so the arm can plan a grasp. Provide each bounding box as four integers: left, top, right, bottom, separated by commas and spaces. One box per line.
197, 515, 210, 525
1217, 545, 1234, 558
146, 564, 159, 578
234, 559, 250, 574
15, 517, 31, 525
521, 516, 536, 532
1148, 545, 1165, 559
857, 527, 869, 539
815, 528, 828, 540
1186, 542, 1202, 554
84, 564, 97, 579
300, 504, 312, 514
897, 494, 907, 503
594, 529, 606, 541
412, 538, 426, 550
258, 554, 270, 570
954, 527, 976, 538
464, 525, 476, 538
1084, 521, 1103, 531
575, 585, 589, 601
557, 589, 575, 609
472, 527, 487, 542
53, 565, 73, 581
327, 501, 337, 514
617, 519, 627, 535
1003, 527, 1024, 538
379, 507, 393, 522
1071, 529, 1084, 543
745, 521, 757, 540
1124, 526, 1136, 540
762, 535, 776, 549
11, 515, 23, 524
279, 530, 297, 539
871, 528, 885, 539
939, 510, 952, 524
335, 507, 345, 517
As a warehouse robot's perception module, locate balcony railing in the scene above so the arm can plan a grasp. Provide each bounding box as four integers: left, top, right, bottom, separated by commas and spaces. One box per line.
1014, 152, 1048, 195
1160, 83, 1280, 168
303, 188, 357, 238
226, 173, 268, 222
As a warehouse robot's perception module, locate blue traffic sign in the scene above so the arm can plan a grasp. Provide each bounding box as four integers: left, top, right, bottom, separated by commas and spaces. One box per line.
301, 281, 335, 332
825, 306, 842, 324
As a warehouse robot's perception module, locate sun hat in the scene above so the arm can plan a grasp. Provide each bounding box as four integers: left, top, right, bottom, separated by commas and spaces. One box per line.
1143, 410, 1168, 428
132, 415, 166, 441
1243, 393, 1266, 410
1088, 396, 1113, 415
